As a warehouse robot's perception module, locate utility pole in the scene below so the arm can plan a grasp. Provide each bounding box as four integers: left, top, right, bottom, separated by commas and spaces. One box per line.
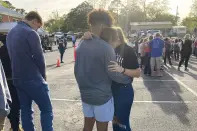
175, 5, 179, 25
143, 0, 147, 21
126, 0, 130, 35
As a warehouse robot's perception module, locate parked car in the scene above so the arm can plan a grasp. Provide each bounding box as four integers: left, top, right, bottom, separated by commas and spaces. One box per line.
54, 32, 64, 39
75, 32, 83, 38
66, 31, 74, 41
147, 30, 161, 37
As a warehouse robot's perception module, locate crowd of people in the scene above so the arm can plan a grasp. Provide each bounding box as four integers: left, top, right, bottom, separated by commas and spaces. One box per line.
0, 9, 196, 131
129, 33, 194, 77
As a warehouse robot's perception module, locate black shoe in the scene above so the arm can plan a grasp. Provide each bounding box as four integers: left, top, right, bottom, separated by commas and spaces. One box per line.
185, 68, 189, 71
178, 67, 180, 71
61, 61, 64, 63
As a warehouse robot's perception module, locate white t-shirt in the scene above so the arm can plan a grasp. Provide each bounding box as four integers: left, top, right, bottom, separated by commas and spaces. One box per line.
138, 43, 143, 53
127, 42, 135, 48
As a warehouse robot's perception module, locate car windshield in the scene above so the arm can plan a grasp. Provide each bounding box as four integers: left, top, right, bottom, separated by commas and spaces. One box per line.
56, 32, 62, 35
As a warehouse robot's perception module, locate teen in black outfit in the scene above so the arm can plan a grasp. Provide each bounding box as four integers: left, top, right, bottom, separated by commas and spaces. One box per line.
0, 34, 22, 131
100, 27, 140, 131
178, 34, 192, 71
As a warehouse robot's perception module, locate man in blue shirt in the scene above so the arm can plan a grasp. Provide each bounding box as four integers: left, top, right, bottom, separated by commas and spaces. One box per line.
6, 11, 53, 131
150, 33, 164, 77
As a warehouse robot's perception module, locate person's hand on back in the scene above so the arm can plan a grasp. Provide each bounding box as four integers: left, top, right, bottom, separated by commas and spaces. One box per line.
108, 61, 124, 73
82, 31, 93, 40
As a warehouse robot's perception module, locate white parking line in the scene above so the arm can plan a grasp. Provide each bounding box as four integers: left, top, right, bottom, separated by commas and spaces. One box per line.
134, 101, 192, 104
51, 98, 81, 102
51, 99, 193, 104
48, 79, 197, 82
165, 71, 197, 97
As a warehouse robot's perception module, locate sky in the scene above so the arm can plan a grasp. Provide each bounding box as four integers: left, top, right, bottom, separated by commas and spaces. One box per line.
8, 0, 193, 21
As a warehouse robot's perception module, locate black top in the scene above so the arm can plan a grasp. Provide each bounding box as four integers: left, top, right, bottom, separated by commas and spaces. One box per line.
0, 34, 12, 80
181, 39, 192, 56
115, 44, 139, 72
165, 41, 172, 52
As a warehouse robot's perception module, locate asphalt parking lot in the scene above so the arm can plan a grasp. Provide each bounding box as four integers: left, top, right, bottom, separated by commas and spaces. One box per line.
5, 43, 197, 131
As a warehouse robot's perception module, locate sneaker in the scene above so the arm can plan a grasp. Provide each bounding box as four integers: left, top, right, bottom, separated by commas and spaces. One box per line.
10, 125, 23, 131
19, 124, 23, 131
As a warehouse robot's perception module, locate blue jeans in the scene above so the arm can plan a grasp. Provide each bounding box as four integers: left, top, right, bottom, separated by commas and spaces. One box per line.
111, 82, 134, 131
15, 79, 53, 131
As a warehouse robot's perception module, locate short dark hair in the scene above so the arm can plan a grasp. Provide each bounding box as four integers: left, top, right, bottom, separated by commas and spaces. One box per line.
164, 37, 169, 41
88, 9, 114, 27
175, 39, 179, 43
25, 11, 43, 25
149, 35, 153, 41
156, 33, 160, 37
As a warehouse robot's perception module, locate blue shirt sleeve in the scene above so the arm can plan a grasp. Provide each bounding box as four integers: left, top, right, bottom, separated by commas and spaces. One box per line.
27, 31, 46, 80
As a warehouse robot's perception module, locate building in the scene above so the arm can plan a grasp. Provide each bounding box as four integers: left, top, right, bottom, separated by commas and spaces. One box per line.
130, 22, 172, 30
0, 4, 24, 22
129, 21, 173, 37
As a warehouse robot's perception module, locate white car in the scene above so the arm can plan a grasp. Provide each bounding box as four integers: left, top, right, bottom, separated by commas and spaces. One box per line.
54, 32, 64, 39
147, 30, 161, 37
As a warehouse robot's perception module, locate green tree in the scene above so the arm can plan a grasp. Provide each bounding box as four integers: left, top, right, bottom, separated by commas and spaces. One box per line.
182, 17, 197, 33
88, 0, 111, 8
1, 0, 15, 9
0, 0, 10, 8
62, 1, 93, 32
152, 13, 177, 25
15, 8, 26, 14
108, 0, 125, 24
112, 0, 145, 31
181, 0, 197, 33
0, 1, 26, 14
190, 0, 197, 17
44, 11, 64, 33
146, 0, 169, 20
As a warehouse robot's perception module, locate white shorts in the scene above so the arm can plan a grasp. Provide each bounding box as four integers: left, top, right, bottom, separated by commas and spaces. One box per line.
82, 98, 114, 122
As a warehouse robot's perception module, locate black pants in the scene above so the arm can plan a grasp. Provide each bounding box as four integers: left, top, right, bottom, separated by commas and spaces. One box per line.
174, 50, 180, 60
7, 80, 20, 130
164, 51, 172, 65
60, 52, 65, 62
72, 40, 76, 46
140, 56, 145, 68
144, 53, 151, 75
178, 54, 191, 68
195, 48, 197, 57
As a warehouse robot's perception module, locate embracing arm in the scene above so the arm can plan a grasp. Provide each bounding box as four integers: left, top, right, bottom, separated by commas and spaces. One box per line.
108, 46, 141, 78
108, 61, 141, 78
124, 68, 141, 78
